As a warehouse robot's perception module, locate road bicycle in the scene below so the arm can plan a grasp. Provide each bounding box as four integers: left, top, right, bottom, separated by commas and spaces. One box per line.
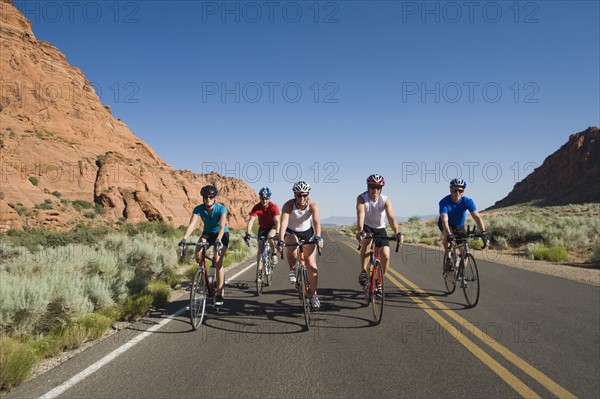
358, 233, 400, 325
247, 235, 277, 296
442, 226, 486, 308
281, 238, 321, 331
179, 241, 219, 330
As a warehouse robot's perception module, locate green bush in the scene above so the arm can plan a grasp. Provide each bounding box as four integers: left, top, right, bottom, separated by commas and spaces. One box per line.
419, 237, 434, 246
72, 200, 93, 212
493, 236, 510, 250
0, 335, 38, 390
470, 239, 484, 250
144, 280, 171, 307
527, 245, 569, 262
590, 241, 600, 264
74, 313, 113, 341
121, 294, 153, 321
28, 176, 38, 186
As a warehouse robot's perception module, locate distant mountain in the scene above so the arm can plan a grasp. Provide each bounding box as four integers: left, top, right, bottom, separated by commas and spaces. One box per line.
491, 127, 600, 209
321, 215, 437, 227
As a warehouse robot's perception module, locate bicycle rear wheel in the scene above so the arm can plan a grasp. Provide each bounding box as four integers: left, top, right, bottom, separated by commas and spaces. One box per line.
443, 253, 457, 294
371, 261, 384, 324
190, 268, 207, 330
461, 254, 480, 307
256, 255, 264, 296
299, 266, 311, 330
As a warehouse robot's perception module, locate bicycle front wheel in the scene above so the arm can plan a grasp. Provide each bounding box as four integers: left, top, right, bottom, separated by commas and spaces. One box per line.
461, 254, 480, 308
443, 253, 457, 294
264, 255, 273, 287
256, 255, 264, 296
190, 268, 207, 330
371, 261, 384, 325
299, 266, 311, 330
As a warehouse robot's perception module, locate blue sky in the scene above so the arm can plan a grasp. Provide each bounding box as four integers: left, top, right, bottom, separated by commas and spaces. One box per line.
15, 1, 600, 219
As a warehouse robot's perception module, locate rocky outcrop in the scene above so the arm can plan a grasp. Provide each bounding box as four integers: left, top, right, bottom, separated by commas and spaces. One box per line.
0, 0, 257, 231
492, 127, 600, 208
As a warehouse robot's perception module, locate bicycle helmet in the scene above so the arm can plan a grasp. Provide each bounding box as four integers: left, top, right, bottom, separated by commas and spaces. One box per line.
258, 187, 271, 198
292, 180, 311, 193
449, 178, 467, 189
366, 174, 385, 187
200, 185, 218, 197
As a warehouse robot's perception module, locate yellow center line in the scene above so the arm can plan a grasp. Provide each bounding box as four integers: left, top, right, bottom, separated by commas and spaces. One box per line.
340, 241, 565, 399
384, 273, 541, 399
386, 267, 577, 399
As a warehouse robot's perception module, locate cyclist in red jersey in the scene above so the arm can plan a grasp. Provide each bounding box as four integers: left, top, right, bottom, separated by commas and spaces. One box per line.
244, 187, 281, 276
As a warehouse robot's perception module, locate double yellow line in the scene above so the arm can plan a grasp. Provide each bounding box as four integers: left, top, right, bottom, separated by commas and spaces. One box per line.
342, 241, 576, 399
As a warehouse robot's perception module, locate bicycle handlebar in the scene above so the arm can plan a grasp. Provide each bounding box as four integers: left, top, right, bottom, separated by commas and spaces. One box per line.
358, 234, 401, 253
245, 235, 277, 247
280, 239, 322, 256
178, 241, 213, 259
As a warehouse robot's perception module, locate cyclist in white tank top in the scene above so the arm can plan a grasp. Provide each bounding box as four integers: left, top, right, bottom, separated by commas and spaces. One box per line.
356, 174, 404, 287
278, 180, 324, 310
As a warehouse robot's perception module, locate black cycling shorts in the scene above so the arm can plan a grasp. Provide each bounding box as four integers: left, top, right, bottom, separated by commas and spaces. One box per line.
437, 219, 466, 240
200, 232, 229, 250
285, 227, 314, 243
364, 225, 389, 248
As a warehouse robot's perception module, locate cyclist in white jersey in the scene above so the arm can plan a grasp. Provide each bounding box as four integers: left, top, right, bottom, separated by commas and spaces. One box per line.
356, 174, 403, 287
277, 180, 324, 310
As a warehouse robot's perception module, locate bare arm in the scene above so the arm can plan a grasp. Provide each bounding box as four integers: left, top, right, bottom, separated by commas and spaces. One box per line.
356, 195, 365, 240
274, 214, 281, 235
384, 197, 403, 243
471, 210, 486, 233
182, 214, 199, 241
278, 200, 293, 242
217, 211, 227, 241
310, 201, 322, 238
440, 213, 451, 237
246, 215, 256, 235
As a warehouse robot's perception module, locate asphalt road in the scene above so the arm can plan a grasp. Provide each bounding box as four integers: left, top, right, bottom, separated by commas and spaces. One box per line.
6, 230, 600, 399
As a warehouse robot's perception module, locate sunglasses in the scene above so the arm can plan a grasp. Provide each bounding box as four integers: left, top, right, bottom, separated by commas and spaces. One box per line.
451, 189, 464, 194
296, 193, 309, 198
203, 195, 216, 200
260, 196, 270, 200
368, 185, 383, 190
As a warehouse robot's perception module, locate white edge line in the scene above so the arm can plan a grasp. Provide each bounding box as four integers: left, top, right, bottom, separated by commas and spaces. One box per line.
38, 262, 257, 399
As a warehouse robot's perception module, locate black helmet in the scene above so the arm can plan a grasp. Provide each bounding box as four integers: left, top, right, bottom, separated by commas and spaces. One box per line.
200, 185, 218, 197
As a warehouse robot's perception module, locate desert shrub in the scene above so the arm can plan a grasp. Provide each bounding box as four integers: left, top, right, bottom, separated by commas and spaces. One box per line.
28, 176, 38, 186
493, 236, 510, 250
419, 237, 434, 246
0, 335, 38, 390
470, 239, 484, 250
121, 294, 153, 321
144, 280, 171, 307
590, 241, 600, 264
527, 244, 568, 262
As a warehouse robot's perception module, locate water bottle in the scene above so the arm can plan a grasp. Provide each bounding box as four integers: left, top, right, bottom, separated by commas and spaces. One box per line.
208, 266, 215, 286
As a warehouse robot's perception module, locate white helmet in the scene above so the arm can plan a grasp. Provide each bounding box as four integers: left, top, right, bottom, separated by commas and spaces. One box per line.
292, 180, 311, 193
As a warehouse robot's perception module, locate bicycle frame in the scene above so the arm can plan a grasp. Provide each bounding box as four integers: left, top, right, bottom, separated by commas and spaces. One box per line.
358, 234, 400, 325
179, 241, 217, 330
282, 238, 321, 331
248, 235, 276, 295
443, 226, 485, 308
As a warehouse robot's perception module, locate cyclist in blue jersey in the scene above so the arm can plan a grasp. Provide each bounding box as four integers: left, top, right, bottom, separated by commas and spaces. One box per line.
179, 184, 229, 306
439, 178, 489, 272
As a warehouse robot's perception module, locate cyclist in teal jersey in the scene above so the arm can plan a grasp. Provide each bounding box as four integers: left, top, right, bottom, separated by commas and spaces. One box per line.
179, 185, 229, 306
438, 178, 489, 271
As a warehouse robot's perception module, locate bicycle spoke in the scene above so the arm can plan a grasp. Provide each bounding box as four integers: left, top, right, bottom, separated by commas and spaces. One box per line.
462, 254, 480, 307
371, 262, 384, 324
189, 269, 207, 330
256, 256, 264, 296
443, 253, 457, 294
300, 267, 311, 330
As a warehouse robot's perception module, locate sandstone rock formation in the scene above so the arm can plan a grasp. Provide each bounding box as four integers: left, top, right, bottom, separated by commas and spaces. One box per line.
492, 127, 600, 208
0, 0, 257, 231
